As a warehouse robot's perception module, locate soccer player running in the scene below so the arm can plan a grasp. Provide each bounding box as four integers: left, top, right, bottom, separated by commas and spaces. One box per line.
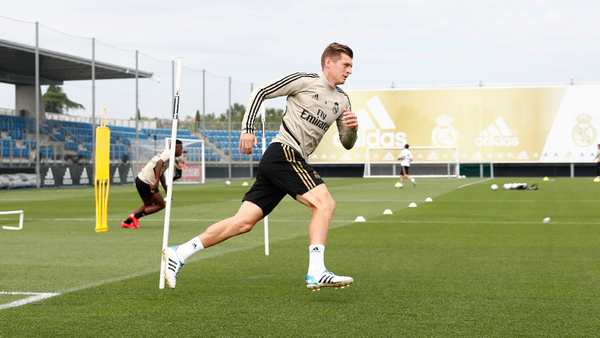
173, 150, 187, 181
397, 144, 416, 188
121, 140, 183, 229
163, 42, 359, 291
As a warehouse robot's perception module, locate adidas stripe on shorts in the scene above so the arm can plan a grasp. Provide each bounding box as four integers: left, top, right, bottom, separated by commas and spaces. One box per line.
242, 142, 324, 217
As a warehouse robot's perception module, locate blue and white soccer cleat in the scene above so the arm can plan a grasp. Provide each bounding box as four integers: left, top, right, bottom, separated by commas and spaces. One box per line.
163, 246, 184, 289
305, 270, 353, 291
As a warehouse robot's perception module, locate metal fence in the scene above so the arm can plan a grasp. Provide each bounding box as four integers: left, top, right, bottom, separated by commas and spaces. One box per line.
0, 16, 280, 184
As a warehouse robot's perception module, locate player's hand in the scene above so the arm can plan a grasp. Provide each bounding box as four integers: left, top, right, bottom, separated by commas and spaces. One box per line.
151, 181, 159, 192
239, 133, 257, 155
343, 109, 358, 130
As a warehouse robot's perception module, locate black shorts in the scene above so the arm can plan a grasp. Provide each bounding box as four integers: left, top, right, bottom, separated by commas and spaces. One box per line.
401, 166, 410, 175
242, 142, 324, 217
135, 176, 157, 199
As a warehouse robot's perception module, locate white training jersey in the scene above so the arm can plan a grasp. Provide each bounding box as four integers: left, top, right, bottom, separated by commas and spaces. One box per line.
400, 148, 413, 166
137, 149, 173, 185
241, 72, 358, 159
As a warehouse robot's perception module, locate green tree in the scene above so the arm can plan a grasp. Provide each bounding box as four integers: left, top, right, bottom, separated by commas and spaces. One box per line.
265, 108, 284, 123
194, 110, 201, 132
225, 103, 246, 122
43, 85, 84, 114
203, 113, 219, 122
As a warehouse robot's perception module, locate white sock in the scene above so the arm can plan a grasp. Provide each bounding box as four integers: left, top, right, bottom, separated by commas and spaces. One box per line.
175, 236, 204, 263
308, 244, 326, 276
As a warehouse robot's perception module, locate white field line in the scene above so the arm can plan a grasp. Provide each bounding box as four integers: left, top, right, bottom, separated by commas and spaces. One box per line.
0, 292, 60, 310
457, 177, 493, 188
2, 206, 598, 310
0, 216, 356, 311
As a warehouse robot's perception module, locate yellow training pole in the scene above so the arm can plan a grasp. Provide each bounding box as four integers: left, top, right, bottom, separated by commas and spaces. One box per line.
95, 108, 110, 232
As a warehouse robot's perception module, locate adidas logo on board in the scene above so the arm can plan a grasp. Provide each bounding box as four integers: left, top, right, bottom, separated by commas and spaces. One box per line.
475, 117, 519, 146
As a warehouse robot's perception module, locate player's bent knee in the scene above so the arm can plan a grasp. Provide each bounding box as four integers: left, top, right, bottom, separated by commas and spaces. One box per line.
315, 197, 336, 216
231, 218, 256, 235
324, 199, 336, 215
238, 222, 255, 234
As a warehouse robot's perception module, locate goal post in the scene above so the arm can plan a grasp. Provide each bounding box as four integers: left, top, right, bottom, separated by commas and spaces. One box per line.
363, 146, 460, 178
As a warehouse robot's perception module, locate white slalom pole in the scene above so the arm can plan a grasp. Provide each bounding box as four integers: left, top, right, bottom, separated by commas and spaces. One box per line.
159, 57, 183, 289
261, 104, 269, 256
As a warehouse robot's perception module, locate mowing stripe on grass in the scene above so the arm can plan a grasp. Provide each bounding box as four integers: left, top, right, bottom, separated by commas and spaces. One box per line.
0, 217, 359, 222
0, 216, 359, 310
365, 219, 600, 225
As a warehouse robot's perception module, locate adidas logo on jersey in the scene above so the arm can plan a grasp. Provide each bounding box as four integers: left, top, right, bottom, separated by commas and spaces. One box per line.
311, 94, 319, 100
475, 117, 519, 146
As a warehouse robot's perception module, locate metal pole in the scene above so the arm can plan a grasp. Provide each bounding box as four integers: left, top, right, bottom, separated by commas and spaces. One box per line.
261, 104, 269, 256
571, 163, 574, 178
135, 50, 139, 167
202, 69, 206, 134
172, 60, 175, 118
91, 38, 96, 180
249, 83, 253, 178
35, 22, 40, 189
228, 77, 232, 180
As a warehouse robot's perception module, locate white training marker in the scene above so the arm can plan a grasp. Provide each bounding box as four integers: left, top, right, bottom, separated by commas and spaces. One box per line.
383, 209, 393, 215
354, 216, 366, 222
425, 197, 433, 202
408, 202, 417, 207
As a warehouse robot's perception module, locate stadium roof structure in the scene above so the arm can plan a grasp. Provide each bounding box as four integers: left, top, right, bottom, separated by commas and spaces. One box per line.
0, 38, 152, 85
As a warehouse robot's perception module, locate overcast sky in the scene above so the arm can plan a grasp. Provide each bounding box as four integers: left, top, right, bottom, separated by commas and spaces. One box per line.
1, 0, 599, 119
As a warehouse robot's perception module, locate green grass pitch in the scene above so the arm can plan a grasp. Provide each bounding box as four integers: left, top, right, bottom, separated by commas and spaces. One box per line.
1, 177, 600, 337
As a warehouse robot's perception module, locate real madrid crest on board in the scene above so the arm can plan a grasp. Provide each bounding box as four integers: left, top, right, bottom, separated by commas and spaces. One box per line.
432, 114, 458, 147
571, 113, 596, 147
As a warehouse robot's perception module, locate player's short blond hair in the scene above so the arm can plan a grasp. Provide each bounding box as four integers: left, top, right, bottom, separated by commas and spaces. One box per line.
321, 42, 353, 69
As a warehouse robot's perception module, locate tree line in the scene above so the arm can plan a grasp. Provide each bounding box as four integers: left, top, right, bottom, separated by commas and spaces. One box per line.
195, 103, 284, 124
42, 85, 284, 124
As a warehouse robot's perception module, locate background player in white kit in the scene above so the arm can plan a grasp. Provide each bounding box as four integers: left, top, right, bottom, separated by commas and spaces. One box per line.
163, 43, 359, 291
397, 144, 417, 188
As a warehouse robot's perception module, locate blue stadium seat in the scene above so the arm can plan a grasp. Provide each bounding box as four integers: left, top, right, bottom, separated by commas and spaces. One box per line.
23, 139, 36, 149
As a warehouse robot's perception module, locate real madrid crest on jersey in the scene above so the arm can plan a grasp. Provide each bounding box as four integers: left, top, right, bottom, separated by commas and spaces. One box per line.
571, 113, 596, 147
432, 115, 458, 147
